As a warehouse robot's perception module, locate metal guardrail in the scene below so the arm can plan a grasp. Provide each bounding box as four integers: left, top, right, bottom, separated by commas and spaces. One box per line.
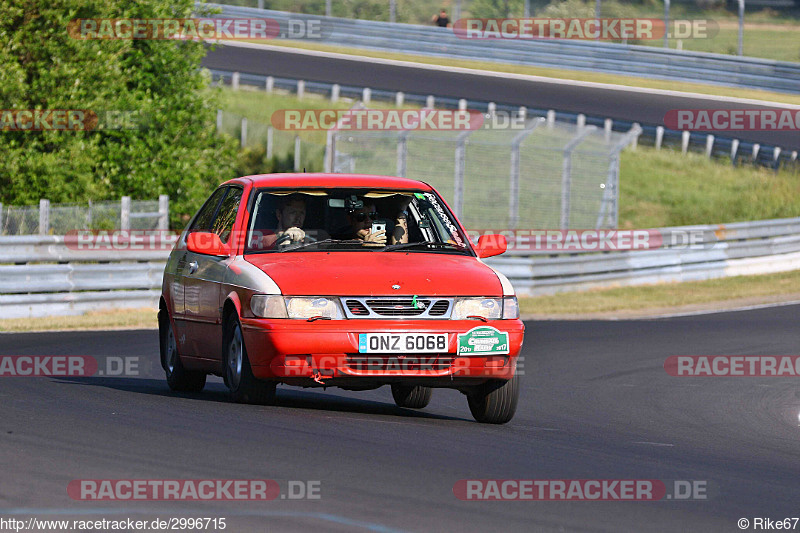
207, 4, 800, 94
2, 217, 800, 317
486, 217, 800, 295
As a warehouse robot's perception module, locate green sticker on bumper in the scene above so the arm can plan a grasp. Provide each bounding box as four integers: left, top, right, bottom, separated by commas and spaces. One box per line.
457, 326, 510, 355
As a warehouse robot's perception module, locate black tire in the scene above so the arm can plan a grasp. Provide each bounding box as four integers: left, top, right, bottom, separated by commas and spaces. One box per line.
159, 310, 206, 392
223, 316, 276, 405
391, 384, 433, 409
467, 374, 519, 424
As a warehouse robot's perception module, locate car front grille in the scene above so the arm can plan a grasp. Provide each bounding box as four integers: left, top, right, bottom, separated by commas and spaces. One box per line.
340, 297, 453, 319
345, 354, 454, 373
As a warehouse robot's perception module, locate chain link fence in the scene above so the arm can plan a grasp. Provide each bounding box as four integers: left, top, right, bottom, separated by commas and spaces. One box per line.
0, 197, 169, 236
326, 117, 641, 230
216, 109, 324, 171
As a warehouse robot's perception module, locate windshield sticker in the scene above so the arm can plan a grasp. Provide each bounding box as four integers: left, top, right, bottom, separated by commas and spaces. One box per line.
457, 326, 510, 355
414, 193, 426, 199
423, 193, 466, 247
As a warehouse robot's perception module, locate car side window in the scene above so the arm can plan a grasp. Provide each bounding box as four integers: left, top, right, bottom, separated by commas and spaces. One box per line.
189, 188, 227, 233
211, 187, 243, 244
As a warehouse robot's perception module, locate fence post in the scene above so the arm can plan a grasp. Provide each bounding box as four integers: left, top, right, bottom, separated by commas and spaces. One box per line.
731, 138, 740, 164
38, 199, 50, 236
773, 147, 781, 163
297, 80, 305, 99
231, 72, 240, 91
389, 0, 396, 23
630, 123, 640, 150
604, 118, 612, 142
560, 127, 596, 230
216, 109, 223, 132
792, 151, 798, 162
458, 99, 467, 111
267, 127, 274, 159
655, 126, 664, 150
325, 130, 335, 173
705, 134, 715, 157
257, 0, 264, 8
487, 102, 496, 115
395, 92, 404, 107
294, 135, 301, 171
158, 195, 169, 230
121, 196, 131, 231
397, 131, 410, 177
426, 95, 435, 109
331, 84, 340, 103
546, 110, 555, 128
508, 118, 543, 229
519, 106, 527, 121
681, 130, 690, 155
576, 114, 586, 129
362, 88, 371, 105
453, 130, 474, 219
752, 143, 760, 161
240, 117, 247, 148
0, 203, 3, 235
266, 76, 274, 93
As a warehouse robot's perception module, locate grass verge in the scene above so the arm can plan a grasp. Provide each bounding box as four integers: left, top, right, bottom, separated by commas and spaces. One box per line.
519, 270, 800, 317
0, 308, 157, 333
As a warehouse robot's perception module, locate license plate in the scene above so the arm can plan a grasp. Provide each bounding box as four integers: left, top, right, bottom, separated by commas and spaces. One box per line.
358, 333, 448, 353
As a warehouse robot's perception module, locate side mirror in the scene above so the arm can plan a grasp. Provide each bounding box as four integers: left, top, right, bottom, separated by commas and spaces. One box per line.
476, 234, 507, 258
186, 232, 229, 256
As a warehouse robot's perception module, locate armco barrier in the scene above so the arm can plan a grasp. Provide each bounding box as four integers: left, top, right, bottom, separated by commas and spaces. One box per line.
1, 217, 799, 317
206, 3, 800, 94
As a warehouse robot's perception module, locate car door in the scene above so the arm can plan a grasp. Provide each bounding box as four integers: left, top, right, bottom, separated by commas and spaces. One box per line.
178, 187, 228, 358
184, 186, 243, 362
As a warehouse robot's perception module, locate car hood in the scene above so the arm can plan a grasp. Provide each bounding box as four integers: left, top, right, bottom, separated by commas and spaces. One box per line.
244, 252, 503, 296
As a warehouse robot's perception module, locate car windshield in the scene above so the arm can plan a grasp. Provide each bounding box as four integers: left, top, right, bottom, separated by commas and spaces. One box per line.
245, 188, 472, 254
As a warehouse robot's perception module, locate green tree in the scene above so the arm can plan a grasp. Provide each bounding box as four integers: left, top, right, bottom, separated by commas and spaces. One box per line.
0, 0, 239, 228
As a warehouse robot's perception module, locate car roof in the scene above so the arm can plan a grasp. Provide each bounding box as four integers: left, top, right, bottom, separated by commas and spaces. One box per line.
225, 173, 434, 190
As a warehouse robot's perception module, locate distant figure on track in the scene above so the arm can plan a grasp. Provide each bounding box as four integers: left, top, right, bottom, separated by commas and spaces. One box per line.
432, 9, 450, 28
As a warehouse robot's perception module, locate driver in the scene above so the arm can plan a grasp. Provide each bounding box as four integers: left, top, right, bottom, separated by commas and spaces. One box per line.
253, 194, 307, 249
274, 194, 307, 245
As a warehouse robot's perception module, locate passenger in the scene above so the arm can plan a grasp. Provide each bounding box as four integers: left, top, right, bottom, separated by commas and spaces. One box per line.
346, 202, 386, 246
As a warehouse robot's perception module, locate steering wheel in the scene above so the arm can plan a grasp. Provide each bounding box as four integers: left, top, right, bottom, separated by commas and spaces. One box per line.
274, 233, 318, 247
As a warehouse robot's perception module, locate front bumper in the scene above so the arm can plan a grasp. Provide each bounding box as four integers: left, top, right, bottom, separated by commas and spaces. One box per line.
240, 318, 524, 385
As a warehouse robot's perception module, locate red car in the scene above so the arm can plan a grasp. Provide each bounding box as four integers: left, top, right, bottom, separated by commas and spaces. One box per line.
159, 173, 524, 423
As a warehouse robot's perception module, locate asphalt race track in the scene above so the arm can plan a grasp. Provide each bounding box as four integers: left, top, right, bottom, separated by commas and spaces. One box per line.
1, 304, 799, 531
201, 44, 800, 152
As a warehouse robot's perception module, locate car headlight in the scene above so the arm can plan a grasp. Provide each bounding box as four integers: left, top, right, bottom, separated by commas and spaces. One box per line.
285, 297, 344, 319
452, 298, 503, 320
250, 295, 288, 318
502, 296, 519, 319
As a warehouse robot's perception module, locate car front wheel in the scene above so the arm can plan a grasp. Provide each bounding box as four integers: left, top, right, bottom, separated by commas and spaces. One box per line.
223, 316, 276, 405
467, 375, 519, 424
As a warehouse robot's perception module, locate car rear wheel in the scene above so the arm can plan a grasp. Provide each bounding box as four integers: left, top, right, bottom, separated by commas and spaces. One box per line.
467, 374, 519, 424
391, 384, 433, 409
223, 317, 276, 405
160, 311, 206, 392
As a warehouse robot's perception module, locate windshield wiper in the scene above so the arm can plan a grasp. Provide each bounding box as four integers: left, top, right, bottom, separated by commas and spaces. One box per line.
383, 242, 470, 253
277, 238, 358, 252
